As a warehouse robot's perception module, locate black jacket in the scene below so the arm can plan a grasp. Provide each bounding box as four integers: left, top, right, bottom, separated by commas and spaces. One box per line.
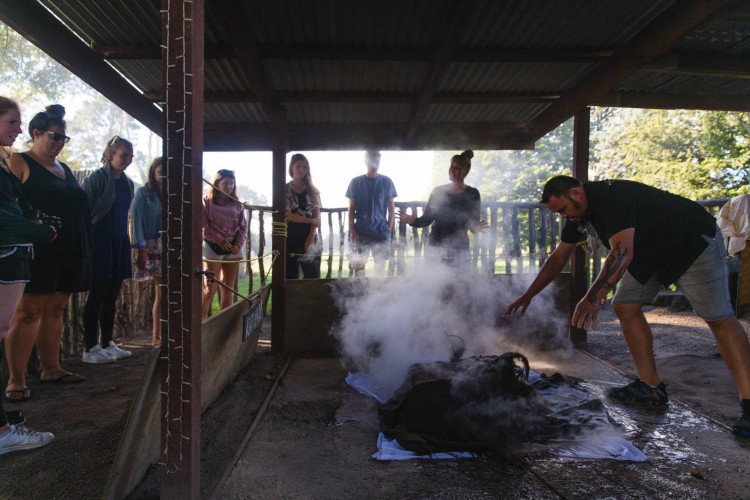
0, 165, 56, 247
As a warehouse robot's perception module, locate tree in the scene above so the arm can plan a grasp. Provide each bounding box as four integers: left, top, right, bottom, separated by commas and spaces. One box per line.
0, 21, 160, 176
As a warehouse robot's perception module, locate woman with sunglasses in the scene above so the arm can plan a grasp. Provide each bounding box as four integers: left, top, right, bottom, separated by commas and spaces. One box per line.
131, 157, 163, 346
202, 169, 247, 317
4, 104, 91, 403
80, 136, 135, 363
286, 153, 321, 279
0, 96, 56, 454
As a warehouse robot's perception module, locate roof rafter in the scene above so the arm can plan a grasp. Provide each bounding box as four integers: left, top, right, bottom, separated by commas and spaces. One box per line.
204, 122, 532, 152
520, 0, 735, 144
0, 0, 162, 134
595, 91, 750, 112
144, 91, 560, 105
208, 0, 275, 118
645, 52, 750, 79
404, 0, 477, 145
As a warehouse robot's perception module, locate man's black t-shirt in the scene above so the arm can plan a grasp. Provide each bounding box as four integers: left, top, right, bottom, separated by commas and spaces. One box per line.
560, 180, 716, 286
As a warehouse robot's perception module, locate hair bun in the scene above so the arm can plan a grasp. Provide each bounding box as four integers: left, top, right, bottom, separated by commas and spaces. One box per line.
45, 104, 66, 119
461, 150, 474, 160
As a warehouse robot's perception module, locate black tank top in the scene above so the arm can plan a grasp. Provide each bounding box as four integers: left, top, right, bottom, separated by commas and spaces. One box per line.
19, 152, 92, 255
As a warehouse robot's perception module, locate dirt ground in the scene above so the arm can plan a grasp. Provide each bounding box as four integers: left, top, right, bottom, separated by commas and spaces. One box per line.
1, 305, 749, 499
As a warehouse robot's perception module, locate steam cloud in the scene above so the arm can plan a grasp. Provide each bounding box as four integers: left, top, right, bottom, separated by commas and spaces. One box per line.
332, 256, 570, 397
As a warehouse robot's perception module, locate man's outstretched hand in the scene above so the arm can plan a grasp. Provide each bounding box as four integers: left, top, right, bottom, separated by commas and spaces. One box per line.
504, 295, 531, 316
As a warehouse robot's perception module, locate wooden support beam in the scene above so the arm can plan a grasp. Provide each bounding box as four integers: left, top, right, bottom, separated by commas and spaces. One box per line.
569, 108, 590, 348
404, 0, 476, 144
146, 90, 559, 104
160, 1, 204, 497
0, 0, 161, 134
203, 122, 533, 152
209, 0, 275, 116
94, 43, 234, 60
595, 91, 750, 112
645, 52, 750, 79
521, 0, 733, 144
271, 107, 288, 355
94, 43, 614, 63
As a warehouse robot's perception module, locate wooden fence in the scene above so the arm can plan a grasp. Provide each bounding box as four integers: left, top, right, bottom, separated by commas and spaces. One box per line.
59, 197, 728, 355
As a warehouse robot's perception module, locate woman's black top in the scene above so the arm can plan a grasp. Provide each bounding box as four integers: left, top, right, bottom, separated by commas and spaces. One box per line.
0, 162, 55, 247
18, 152, 92, 255
411, 185, 481, 251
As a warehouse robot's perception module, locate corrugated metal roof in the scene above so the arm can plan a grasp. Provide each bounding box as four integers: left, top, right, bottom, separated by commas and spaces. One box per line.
265, 60, 427, 92
439, 62, 597, 93
424, 103, 548, 124
6, 0, 748, 150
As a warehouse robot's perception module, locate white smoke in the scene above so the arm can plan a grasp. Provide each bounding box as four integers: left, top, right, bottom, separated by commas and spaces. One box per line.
332, 256, 570, 396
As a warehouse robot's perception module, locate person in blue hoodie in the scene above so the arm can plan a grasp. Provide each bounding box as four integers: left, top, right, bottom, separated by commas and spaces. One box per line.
81, 136, 135, 364
131, 157, 163, 346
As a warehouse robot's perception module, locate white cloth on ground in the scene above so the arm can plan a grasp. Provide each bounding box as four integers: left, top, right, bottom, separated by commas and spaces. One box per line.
346, 371, 646, 462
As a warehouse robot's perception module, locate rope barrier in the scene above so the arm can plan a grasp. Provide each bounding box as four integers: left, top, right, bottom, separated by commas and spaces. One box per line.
202, 177, 277, 213
271, 221, 288, 237
198, 270, 262, 304
202, 251, 276, 264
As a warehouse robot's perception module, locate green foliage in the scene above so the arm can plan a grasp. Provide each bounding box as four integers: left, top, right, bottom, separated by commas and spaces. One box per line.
0, 21, 160, 177
593, 109, 749, 199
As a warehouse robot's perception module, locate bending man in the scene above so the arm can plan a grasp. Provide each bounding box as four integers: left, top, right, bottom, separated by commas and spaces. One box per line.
505, 175, 750, 437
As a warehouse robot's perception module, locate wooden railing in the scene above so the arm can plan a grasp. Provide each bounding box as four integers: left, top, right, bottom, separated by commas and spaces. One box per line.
58, 197, 728, 354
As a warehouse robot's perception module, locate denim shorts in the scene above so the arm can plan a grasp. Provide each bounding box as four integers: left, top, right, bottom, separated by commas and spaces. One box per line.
612, 229, 734, 321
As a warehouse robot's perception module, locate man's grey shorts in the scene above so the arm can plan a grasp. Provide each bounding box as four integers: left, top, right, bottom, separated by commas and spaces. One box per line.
612, 228, 734, 321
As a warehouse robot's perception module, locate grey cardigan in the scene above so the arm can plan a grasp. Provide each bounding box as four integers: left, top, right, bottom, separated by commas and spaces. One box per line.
82, 165, 134, 224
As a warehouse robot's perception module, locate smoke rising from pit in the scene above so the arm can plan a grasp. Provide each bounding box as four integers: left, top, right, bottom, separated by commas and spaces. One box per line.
332, 256, 570, 396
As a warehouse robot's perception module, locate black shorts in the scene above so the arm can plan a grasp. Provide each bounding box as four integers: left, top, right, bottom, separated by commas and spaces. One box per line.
0, 246, 32, 283
356, 233, 391, 260
25, 248, 92, 294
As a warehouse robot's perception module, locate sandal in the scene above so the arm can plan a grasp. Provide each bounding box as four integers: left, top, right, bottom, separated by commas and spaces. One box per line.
40, 372, 86, 384
4, 387, 31, 403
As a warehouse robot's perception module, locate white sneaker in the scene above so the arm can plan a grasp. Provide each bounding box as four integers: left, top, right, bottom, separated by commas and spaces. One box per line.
103, 341, 132, 360
0, 424, 54, 456
82, 345, 116, 364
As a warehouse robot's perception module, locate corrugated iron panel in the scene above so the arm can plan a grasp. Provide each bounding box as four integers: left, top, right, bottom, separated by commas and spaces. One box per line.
38, 0, 160, 44
616, 72, 750, 96
265, 60, 427, 92
285, 103, 411, 123
439, 62, 597, 93
205, 103, 267, 124
458, 0, 674, 48
244, 0, 453, 47
424, 103, 548, 124
675, 18, 750, 54
109, 60, 162, 93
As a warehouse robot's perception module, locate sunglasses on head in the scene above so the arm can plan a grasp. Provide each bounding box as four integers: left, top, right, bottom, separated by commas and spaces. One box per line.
44, 131, 71, 144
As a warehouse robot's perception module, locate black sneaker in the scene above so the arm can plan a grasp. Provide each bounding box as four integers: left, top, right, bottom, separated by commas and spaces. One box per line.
733, 403, 750, 438
607, 378, 668, 406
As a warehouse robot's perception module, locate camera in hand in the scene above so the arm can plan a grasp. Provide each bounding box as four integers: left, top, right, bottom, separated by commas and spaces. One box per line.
35, 210, 62, 231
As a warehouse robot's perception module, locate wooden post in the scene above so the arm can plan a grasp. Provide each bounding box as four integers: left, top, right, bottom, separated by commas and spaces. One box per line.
570, 108, 590, 347
160, 0, 203, 497
271, 106, 287, 355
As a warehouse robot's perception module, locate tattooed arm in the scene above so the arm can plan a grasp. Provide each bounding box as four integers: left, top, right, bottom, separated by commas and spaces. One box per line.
572, 228, 634, 329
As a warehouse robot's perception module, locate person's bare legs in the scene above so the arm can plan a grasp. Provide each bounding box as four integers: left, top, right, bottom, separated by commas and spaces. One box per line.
219, 261, 240, 310
4, 293, 47, 397
706, 317, 750, 400
612, 302, 661, 386
37, 292, 72, 380
201, 261, 222, 318
152, 277, 162, 345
